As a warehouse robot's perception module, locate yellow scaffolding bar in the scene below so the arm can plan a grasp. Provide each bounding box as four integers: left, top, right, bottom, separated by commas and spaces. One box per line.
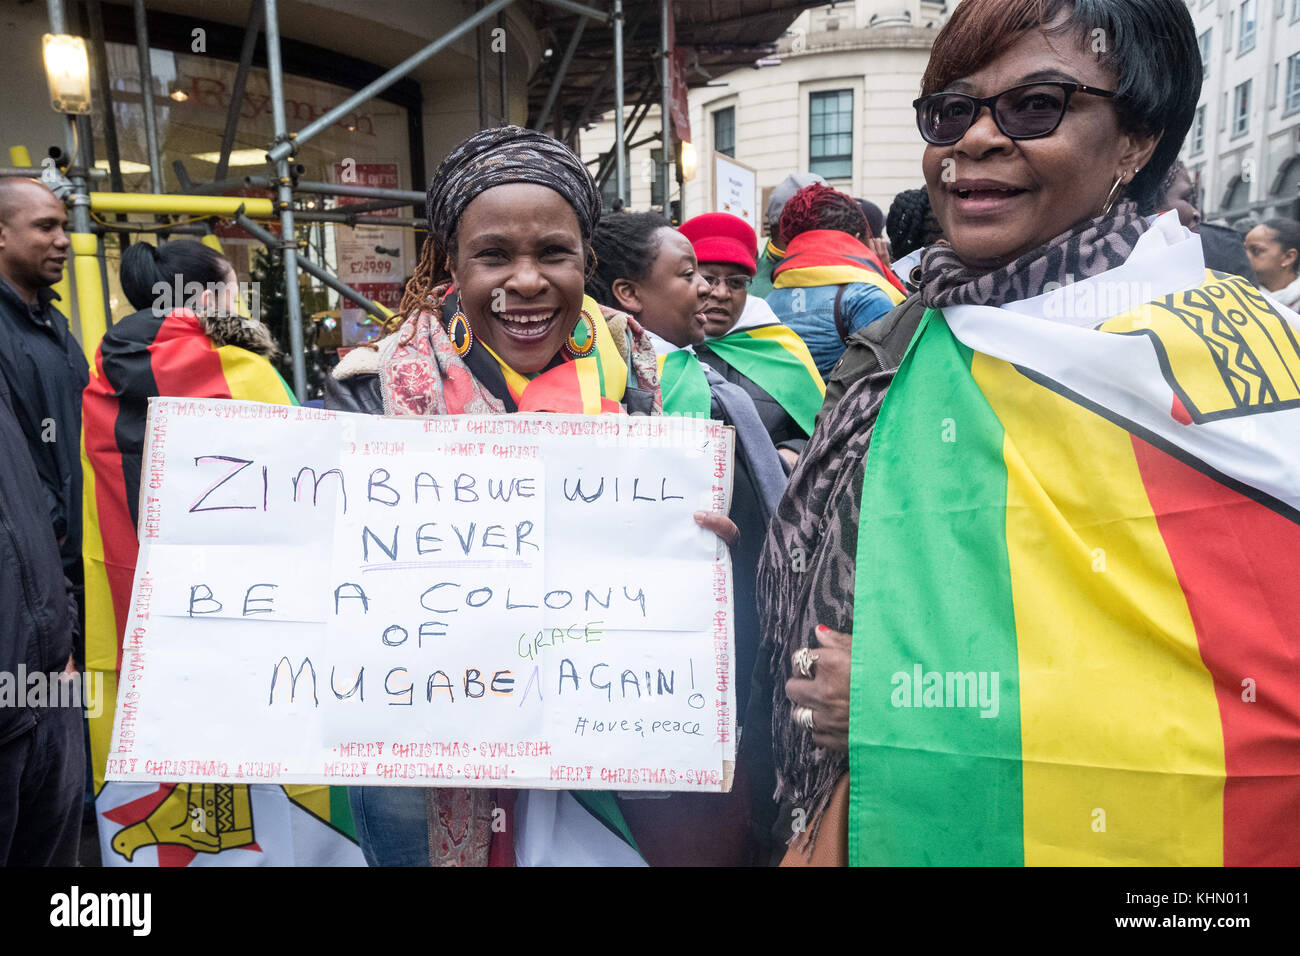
70, 232, 105, 361
89, 193, 276, 217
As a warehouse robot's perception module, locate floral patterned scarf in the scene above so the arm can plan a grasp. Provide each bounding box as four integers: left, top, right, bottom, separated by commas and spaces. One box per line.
375, 284, 661, 866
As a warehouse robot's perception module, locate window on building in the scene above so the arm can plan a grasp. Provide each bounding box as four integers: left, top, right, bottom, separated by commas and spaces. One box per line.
1190, 105, 1207, 154
1287, 53, 1300, 113
809, 89, 853, 179
1293, 0, 1300, 23
1269, 63, 1279, 109
1198, 29, 1212, 74
1233, 79, 1252, 136
1239, 0, 1257, 53
649, 147, 669, 208
712, 107, 735, 158
599, 149, 631, 210
1226, 10, 1235, 49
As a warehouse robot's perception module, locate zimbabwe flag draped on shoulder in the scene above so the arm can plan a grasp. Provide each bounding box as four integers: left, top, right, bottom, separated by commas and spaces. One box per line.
703, 324, 825, 436
656, 325, 825, 435
82, 307, 363, 866
772, 228, 907, 304
850, 212, 1300, 865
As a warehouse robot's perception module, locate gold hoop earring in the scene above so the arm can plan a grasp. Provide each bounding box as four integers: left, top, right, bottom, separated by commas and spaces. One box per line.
446, 310, 473, 356
565, 308, 597, 358
1101, 172, 1127, 217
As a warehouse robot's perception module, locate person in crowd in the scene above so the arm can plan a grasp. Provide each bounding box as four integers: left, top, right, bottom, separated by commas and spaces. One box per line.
853, 198, 892, 268
0, 360, 82, 867
1244, 218, 1300, 310
750, 172, 826, 298
885, 187, 945, 290
853, 198, 886, 243
326, 126, 738, 867
80, 239, 304, 865
1156, 161, 1255, 280
765, 184, 907, 376
675, 211, 825, 464
0, 178, 89, 662
586, 209, 788, 865
760, 0, 1300, 867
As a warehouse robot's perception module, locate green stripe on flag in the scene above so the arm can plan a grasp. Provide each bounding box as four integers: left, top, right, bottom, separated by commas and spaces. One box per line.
850, 310, 1023, 865
659, 350, 712, 418
705, 329, 823, 436
329, 785, 357, 840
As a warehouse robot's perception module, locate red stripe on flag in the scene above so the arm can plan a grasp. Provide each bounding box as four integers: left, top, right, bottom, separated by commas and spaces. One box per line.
1132, 435, 1300, 865
83, 350, 142, 671
150, 311, 233, 399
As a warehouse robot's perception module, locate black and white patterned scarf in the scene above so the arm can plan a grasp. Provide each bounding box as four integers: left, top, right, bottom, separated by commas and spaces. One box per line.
757, 202, 1152, 852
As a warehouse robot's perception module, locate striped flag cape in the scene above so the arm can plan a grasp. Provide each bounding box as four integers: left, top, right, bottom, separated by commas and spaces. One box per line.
82, 306, 363, 866
461, 294, 629, 415
656, 325, 825, 434
772, 229, 907, 304
850, 213, 1300, 866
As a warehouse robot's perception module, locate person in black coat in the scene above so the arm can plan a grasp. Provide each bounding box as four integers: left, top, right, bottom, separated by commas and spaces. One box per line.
0, 368, 83, 866
0, 178, 90, 663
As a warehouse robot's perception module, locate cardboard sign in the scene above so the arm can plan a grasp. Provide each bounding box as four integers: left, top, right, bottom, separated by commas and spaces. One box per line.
712, 152, 758, 225
105, 400, 737, 792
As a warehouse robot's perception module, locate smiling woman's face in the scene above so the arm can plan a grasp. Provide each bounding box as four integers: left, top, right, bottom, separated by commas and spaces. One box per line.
921, 20, 1160, 270
448, 183, 586, 374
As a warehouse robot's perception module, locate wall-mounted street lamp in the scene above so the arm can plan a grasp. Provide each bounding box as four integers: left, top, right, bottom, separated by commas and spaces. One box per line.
680, 141, 697, 182
43, 33, 92, 114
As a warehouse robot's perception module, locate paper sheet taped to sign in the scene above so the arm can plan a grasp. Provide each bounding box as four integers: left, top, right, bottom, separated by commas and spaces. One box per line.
105, 399, 737, 791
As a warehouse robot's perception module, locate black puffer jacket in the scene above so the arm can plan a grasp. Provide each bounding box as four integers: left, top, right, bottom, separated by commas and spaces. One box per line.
0, 371, 76, 745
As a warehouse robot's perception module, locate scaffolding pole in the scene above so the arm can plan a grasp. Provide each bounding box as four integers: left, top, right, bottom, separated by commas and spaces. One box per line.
533, 14, 587, 132
612, 0, 626, 207
660, 0, 674, 218
235, 213, 393, 323
132, 0, 164, 193
216, 0, 264, 182
267, 0, 516, 164
263, 0, 307, 401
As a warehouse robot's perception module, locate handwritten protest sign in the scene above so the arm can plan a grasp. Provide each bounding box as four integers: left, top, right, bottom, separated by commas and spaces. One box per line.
105, 399, 736, 792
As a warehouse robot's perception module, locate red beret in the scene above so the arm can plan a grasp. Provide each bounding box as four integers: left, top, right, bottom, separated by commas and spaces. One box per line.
679, 212, 758, 275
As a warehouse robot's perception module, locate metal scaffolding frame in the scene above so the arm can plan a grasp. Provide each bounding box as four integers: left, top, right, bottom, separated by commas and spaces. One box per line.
37, 0, 694, 400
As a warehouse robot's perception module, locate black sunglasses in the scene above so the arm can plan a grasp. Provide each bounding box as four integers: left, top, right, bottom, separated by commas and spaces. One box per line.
913, 82, 1117, 146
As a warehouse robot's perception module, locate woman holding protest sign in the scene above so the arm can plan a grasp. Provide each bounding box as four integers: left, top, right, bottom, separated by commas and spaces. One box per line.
326, 125, 738, 867
759, 0, 1300, 867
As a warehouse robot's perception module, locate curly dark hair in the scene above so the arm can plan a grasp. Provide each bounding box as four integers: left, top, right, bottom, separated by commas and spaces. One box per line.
777, 184, 870, 244
886, 188, 944, 259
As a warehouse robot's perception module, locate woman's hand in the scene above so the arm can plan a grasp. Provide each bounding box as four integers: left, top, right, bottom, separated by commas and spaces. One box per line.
867, 236, 892, 267
785, 625, 852, 752
694, 510, 739, 549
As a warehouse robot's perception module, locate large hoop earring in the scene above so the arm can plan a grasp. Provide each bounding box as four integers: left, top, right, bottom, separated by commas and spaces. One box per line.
1101, 172, 1127, 217
565, 308, 597, 358
446, 310, 473, 356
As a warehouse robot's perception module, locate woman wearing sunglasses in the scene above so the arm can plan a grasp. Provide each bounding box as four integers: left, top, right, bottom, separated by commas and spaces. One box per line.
759, 0, 1300, 866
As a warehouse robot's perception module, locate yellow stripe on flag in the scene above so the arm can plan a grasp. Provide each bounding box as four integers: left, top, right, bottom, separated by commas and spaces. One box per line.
773, 266, 905, 305
215, 346, 296, 404
743, 324, 826, 395
973, 351, 1225, 865
574, 356, 603, 414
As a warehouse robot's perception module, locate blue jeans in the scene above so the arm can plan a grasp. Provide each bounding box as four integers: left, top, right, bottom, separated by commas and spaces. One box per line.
348, 786, 430, 866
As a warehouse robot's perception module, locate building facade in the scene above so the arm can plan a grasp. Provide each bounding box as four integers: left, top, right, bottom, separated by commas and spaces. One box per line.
579, 0, 951, 229
1182, 0, 1300, 223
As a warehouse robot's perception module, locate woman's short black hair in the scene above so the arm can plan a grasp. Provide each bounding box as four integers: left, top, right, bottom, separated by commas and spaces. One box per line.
120, 239, 230, 313
1259, 218, 1300, 259
586, 211, 673, 308
922, 0, 1202, 214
